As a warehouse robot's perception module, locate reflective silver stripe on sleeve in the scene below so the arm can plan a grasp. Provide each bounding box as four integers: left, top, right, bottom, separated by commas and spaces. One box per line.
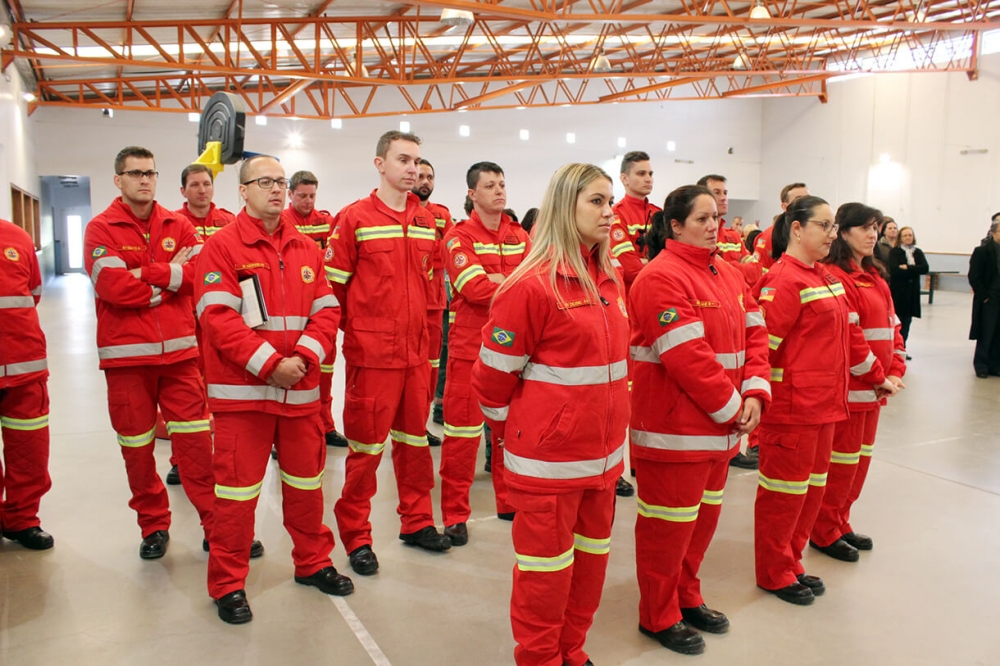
632, 430, 734, 452
862, 328, 894, 341
630, 346, 659, 363
850, 351, 876, 376
189, 244, 204, 257
258, 316, 309, 332
0, 358, 48, 378
149, 287, 163, 307
0, 296, 35, 309
297, 334, 325, 360
480, 404, 509, 421
207, 384, 320, 405
31, 285, 42, 296
848, 389, 878, 403
716, 350, 746, 370
652, 322, 705, 356
848, 311, 860, 325
90, 256, 127, 284
745, 311, 765, 327
521, 360, 628, 386
504, 442, 625, 480
197, 291, 243, 318
895, 349, 907, 358
479, 345, 529, 373
246, 341, 279, 376
708, 387, 742, 423
741, 376, 771, 396
167, 264, 183, 292
310, 294, 340, 315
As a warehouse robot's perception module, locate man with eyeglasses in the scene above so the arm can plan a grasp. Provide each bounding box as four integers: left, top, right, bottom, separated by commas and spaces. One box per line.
326, 130, 452, 577
83, 146, 219, 561
196, 155, 352, 624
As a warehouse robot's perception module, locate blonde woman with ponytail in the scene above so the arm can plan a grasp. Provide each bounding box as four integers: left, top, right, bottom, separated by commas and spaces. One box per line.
473, 163, 631, 666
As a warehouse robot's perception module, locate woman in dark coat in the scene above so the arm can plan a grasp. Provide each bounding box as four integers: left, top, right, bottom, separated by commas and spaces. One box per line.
887, 226, 928, 349
968, 222, 1000, 378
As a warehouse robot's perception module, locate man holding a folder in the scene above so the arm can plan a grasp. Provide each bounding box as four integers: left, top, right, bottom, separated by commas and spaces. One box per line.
195, 155, 353, 624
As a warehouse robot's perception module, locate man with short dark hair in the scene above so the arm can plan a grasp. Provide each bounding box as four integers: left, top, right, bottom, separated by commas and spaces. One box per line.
326, 131, 452, 576
754, 183, 809, 273
197, 154, 352, 624
611, 151, 658, 290
84, 146, 218, 560
412, 159, 453, 448
697, 174, 761, 287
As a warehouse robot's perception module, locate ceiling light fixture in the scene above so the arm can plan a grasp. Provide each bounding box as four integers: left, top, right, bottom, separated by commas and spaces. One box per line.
591, 49, 612, 73
331, 118, 342, 129
749, 0, 771, 20
618, 137, 626, 148
102, 108, 114, 119
187, 112, 199, 122
400, 120, 411, 132
23, 92, 37, 103
519, 129, 529, 141
733, 53, 749, 69
256, 115, 268, 126
566, 132, 576, 144
459, 125, 470, 137
440, 9, 475, 28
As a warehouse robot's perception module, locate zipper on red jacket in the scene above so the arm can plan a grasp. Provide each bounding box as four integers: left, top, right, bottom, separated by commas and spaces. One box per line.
277, 246, 289, 410
143, 218, 167, 365
598, 282, 614, 486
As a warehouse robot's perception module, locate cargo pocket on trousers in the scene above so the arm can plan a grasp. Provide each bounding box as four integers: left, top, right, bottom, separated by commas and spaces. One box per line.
212, 430, 239, 488
107, 386, 136, 435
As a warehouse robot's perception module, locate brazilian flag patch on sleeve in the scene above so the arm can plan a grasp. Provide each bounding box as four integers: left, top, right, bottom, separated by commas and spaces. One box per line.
491, 326, 515, 347
204, 271, 222, 285
658, 308, 679, 326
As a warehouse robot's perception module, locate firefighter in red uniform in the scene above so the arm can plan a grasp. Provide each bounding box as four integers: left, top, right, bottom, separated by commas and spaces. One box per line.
810, 203, 906, 561
161, 163, 238, 487
326, 131, 452, 577
629, 185, 770, 655
412, 158, 452, 448
0, 219, 53, 550
83, 146, 219, 560
438, 161, 530, 546
197, 155, 353, 624
697, 174, 762, 285
281, 170, 347, 449
473, 163, 629, 666
754, 183, 810, 275
752, 196, 898, 605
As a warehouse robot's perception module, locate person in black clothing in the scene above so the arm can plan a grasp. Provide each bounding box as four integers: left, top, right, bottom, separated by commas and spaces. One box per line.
969, 219, 1000, 378
887, 226, 928, 351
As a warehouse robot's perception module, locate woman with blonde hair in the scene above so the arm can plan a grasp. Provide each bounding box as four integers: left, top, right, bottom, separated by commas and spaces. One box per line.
473, 163, 630, 666
887, 225, 928, 351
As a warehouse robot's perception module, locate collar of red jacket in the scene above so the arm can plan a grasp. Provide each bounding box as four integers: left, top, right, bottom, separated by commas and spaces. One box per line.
424, 201, 451, 219
235, 209, 299, 247
180, 201, 216, 222
367, 189, 429, 222
664, 238, 720, 265
468, 209, 514, 237
108, 197, 171, 227
549, 243, 612, 283
780, 252, 833, 277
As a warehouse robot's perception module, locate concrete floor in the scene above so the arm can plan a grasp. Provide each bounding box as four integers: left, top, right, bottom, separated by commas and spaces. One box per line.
1, 274, 998, 665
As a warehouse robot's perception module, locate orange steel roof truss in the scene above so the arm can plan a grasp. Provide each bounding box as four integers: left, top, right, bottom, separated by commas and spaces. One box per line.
2, 1, 998, 118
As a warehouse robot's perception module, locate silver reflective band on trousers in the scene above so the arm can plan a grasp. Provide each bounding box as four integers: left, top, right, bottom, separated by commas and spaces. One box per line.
97, 336, 198, 361
504, 441, 626, 480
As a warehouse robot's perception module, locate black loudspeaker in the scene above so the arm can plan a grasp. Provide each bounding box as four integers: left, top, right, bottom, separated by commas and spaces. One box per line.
198, 92, 247, 165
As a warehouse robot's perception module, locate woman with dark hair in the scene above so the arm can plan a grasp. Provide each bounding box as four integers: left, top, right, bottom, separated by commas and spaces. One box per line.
473, 163, 629, 666
630, 185, 770, 655
753, 196, 897, 606
810, 203, 905, 562
874, 216, 897, 265
520, 207, 539, 234
887, 225, 928, 351
969, 220, 1000, 378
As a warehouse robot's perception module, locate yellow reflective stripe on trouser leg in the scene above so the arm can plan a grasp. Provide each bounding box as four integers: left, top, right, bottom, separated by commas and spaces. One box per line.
637, 498, 700, 522
830, 450, 861, 465
389, 429, 429, 447
166, 419, 211, 435
348, 440, 386, 455
757, 473, 809, 495
860, 443, 874, 457
573, 533, 611, 556
701, 489, 724, 506
117, 426, 156, 448
443, 422, 483, 439
515, 546, 575, 572
0, 414, 49, 431
280, 470, 324, 491
320, 364, 335, 373
809, 472, 828, 487
215, 481, 264, 501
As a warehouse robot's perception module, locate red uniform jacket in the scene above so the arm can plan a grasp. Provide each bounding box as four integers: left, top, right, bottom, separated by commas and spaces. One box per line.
84, 198, 202, 370
611, 194, 659, 288
426, 201, 454, 312
827, 261, 906, 411
472, 247, 630, 494
717, 223, 762, 286
753, 225, 776, 272
444, 211, 530, 361
282, 206, 334, 249
325, 190, 437, 369
753, 255, 884, 426
0, 220, 47, 388
195, 210, 339, 416
629, 240, 771, 463
174, 202, 236, 240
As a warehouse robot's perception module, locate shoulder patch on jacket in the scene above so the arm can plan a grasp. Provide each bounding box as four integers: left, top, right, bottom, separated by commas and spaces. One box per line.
204, 271, 222, 285
4, 247, 20, 261
453, 252, 469, 268
759, 287, 776, 302
161, 237, 176, 252
612, 228, 626, 242
92, 246, 107, 259
447, 237, 460, 250
301, 266, 316, 283
658, 308, 679, 326
491, 327, 515, 347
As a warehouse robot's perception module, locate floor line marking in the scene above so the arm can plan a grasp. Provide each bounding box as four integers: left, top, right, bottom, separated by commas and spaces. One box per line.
331, 596, 393, 666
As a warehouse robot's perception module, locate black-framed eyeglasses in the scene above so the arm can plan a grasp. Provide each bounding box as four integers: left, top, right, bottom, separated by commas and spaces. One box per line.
242, 176, 288, 190
807, 220, 839, 233
117, 169, 159, 180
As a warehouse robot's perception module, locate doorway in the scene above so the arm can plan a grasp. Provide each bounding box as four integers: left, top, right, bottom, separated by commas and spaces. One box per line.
41, 176, 92, 275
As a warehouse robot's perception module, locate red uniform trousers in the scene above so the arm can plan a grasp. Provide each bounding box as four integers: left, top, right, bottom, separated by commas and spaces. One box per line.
208, 411, 335, 599
104, 359, 215, 539
754, 422, 835, 590
334, 363, 436, 552
811, 408, 880, 547
428, 308, 444, 405
634, 457, 728, 632
319, 351, 336, 434
0, 381, 51, 532
509, 485, 616, 666
440, 357, 513, 525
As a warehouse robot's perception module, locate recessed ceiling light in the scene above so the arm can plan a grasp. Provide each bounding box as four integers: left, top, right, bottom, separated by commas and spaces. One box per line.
519, 129, 529, 141
459, 125, 470, 137
617, 137, 626, 148
400, 120, 411, 132
667, 140, 676, 152
331, 118, 342, 129
256, 116, 268, 126
188, 112, 199, 123
566, 132, 576, 144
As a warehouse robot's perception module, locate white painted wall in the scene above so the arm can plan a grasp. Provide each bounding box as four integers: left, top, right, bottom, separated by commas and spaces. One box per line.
760, 52, 1000, 260
0, 70, 39, 223
31, 98, 763, 224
